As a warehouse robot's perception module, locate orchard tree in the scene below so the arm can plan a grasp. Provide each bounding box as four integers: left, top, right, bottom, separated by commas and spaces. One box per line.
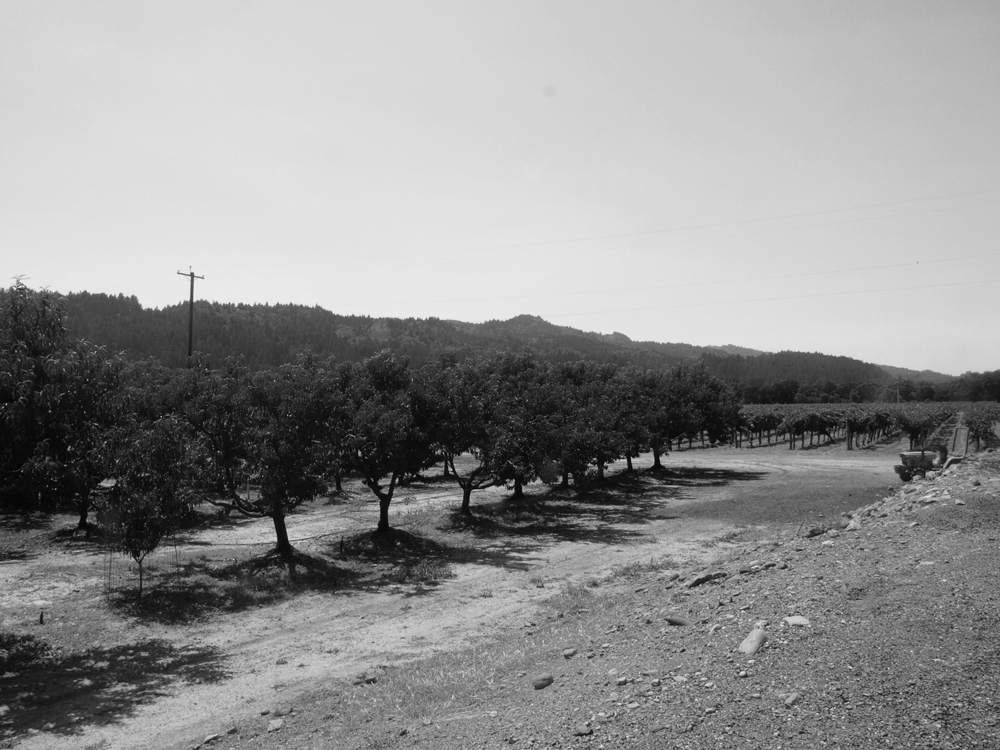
486, 352, 558, 498
0, 282, 131, 527
547, 361, 627, 487
23, 342, 127, 530
100, 416, 196, 598
210, 357, 341, 560
0, 282, 73, 503
170, 354, 254, 499
414, 355, 503, 514
614, 367, 652, 472
345, 351, 436, 533
679, 363, 741, 446
632, 368, 676, 470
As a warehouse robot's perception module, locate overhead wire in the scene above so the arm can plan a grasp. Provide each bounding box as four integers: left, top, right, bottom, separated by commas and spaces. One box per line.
196, 187, 1000, 274
545, 276, 1000, 319
337, 252, 1000, 309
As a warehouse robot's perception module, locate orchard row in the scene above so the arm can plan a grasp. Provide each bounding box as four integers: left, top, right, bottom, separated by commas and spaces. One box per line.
3, 282, 998, 581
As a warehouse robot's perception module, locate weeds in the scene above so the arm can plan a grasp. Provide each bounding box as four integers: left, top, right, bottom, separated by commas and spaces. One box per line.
392, 558, 455, 584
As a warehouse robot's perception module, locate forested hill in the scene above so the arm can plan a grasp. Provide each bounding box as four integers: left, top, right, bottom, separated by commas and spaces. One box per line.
65, 293, 705, 370
700, 351, 893, 388
63, 292, 924, 388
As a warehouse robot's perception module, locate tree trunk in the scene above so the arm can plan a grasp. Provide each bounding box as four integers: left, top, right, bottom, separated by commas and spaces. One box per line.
377, 497, 391, 533
651, 444, 663, 469
512, 478, 524, 499
372, 475, 397, 534
77, 491, 90, 533
560, 469, 570, 489
460, 484, 473, 515
334, 470, 342, 493
626, 455, 634, 472
597, 464, 605, 480
272, 511, 293, 558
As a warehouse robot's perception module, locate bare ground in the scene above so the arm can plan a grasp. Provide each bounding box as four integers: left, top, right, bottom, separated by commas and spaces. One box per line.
0, 439, 903, 749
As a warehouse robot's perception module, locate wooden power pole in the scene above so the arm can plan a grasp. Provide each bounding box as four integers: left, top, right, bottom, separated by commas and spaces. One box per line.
177, 268, 204, 362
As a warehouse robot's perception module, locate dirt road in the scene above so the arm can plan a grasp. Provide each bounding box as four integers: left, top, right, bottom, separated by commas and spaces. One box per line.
1, 441, 902, 750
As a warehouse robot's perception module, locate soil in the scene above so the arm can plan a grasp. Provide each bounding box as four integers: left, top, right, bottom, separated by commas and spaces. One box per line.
3, 437, 990, 750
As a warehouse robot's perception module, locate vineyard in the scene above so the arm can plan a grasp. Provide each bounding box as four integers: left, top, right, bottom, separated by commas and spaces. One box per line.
723, 401, 1000, 453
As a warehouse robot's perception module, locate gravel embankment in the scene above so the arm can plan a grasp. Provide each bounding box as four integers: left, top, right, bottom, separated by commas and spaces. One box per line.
194, 451, 1000, 750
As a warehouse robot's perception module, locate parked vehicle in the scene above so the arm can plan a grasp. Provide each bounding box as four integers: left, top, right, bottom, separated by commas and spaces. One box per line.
894, 445, 948, 482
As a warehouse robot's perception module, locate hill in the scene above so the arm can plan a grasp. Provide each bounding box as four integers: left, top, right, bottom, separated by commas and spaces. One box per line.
63, 295, 726, 370
62, 292, 947, 393
876, 363, 955, 384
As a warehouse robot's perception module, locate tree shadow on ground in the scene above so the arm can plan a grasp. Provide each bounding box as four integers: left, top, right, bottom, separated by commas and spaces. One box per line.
399, 472, 455, 487
108, 549, 359, 625
643, 465, 768, 488
438, 467, 766, 549
0, 510, 53, 532
0, 512, 55, 562
334, 526, 545, 579
48, 524, 114, 555
0, 634, 228, 743
0, 544, 35, 563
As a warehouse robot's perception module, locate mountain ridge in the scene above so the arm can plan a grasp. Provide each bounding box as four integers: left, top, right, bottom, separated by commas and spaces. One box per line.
62, 292, 954, 386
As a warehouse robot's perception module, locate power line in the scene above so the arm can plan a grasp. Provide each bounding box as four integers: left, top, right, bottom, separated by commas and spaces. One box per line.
545, 277, 1000, 319
198, 187, 1000, 274
330, 252, 1000, 309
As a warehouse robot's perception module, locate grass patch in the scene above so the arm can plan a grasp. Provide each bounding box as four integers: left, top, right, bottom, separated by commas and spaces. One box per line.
108, 549, 347, 623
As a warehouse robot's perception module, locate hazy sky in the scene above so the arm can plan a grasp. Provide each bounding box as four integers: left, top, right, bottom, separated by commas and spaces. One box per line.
3, 1, 998, 375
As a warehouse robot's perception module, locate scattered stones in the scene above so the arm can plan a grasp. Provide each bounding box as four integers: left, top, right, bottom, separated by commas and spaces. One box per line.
782, 616, 811, 628
686, 571, 726, 589
203, 734, 221, 744
562, 648, 577, 659
784, 692, 801, 707
275, 657, 288, 665
532, 673, 554, 690
665, 615, 692, 626
572, 723, 593, 736
738, 622, 768, 655
266, 718, 284, 733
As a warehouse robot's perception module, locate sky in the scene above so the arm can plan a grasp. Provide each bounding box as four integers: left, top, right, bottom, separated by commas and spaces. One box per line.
2, 1, 999, 376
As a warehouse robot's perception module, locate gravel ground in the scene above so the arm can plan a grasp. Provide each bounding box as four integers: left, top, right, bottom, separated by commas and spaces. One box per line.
208, 450, 1000, 750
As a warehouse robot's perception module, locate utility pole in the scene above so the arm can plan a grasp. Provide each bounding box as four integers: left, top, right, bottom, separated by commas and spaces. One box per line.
177, 268, 204, 363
